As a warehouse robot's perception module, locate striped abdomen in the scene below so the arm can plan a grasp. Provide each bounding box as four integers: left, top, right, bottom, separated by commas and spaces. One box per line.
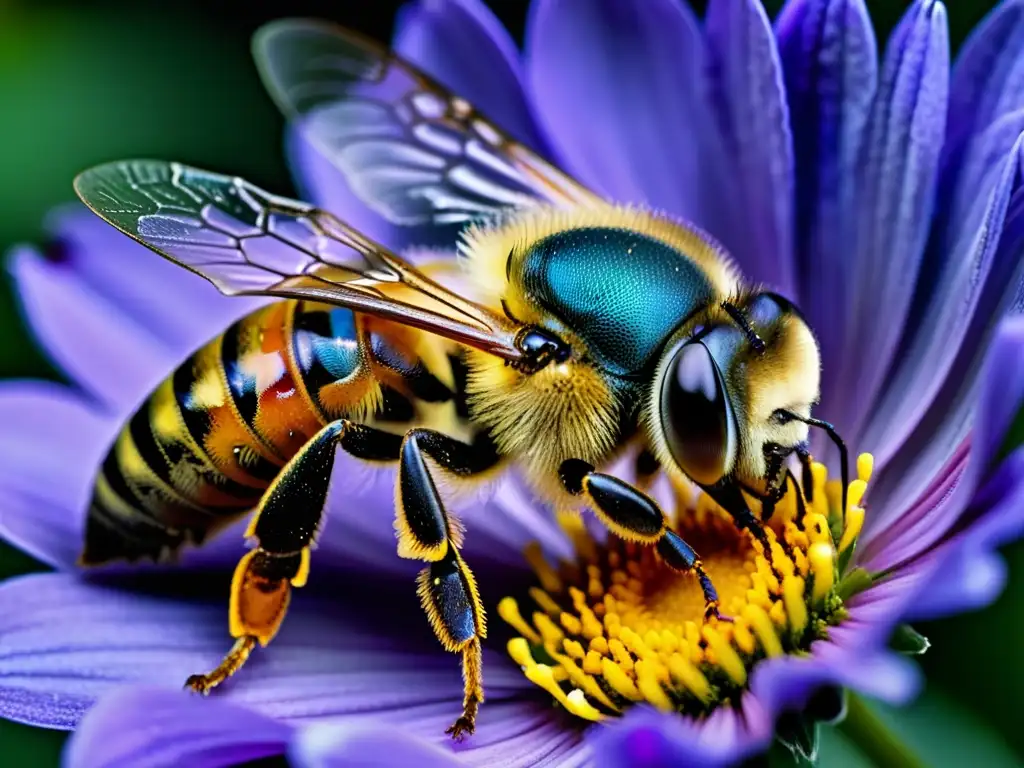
81, 299, 450, 565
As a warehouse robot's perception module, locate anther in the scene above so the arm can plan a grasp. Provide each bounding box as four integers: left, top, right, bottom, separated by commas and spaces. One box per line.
808, 542, 835, 604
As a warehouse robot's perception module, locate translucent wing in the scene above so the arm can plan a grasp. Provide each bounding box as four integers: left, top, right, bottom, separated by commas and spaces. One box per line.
73, 159, 526, 362
253, 19, 600, 225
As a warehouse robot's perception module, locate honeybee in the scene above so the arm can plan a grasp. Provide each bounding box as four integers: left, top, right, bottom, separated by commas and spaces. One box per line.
73, 19, 849, 739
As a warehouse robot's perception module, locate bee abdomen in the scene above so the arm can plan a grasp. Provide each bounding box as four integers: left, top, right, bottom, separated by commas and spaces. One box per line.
82, 303, 312, 565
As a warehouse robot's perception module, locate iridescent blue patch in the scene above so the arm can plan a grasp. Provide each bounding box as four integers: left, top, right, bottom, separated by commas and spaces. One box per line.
314, 308, 360, 380
520, 228, 713, 375
293, 307, 362, 383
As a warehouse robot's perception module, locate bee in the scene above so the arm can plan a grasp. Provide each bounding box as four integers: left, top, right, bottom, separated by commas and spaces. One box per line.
72, 19, 849, 739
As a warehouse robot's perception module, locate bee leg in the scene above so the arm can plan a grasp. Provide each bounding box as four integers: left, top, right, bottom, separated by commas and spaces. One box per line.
559, 459, 729, 623
701, 480, 775, 560
186, 419, 403, 694
395, 429, 500, 740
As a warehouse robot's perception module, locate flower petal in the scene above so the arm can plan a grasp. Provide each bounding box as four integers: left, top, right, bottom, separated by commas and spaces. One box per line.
65, 687, 291, 768
863, 141, 1024, 544
42, 205, 259, 355
292, 722, 464, 768
968, 315, 1024, 474
0, 573, 532, 731
903, 457, 1024, 619
590, 706, 758, 768
704, 0, 796, 295
861, 122, 1024, 468
860, 434, 970, 572
525, 0, 709, 223
942, 0, 1024, 201
775, 0, 877, 419
394, 0, 543, 150
0, 381, 112, 569
8, 245, 172, 411
831, 0, 949, 447
753, 642, 919, 713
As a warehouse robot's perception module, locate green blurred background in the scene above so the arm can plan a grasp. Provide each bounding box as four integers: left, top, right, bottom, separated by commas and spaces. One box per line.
0, 0, 1020, 765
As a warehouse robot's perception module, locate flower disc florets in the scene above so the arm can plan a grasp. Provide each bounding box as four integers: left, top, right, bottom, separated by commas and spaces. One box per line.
500, 455, 873, 721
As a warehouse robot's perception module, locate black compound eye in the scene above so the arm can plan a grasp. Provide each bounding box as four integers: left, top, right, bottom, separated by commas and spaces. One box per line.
660, 341, 737, 486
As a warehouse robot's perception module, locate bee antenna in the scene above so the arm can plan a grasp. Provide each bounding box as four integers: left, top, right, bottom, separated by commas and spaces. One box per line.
721, 301, 766, 354
786, 414, 849, 526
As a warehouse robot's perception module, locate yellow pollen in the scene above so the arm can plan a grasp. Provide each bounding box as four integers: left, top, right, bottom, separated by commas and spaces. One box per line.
530, 587, 562, 616
566, 689, 607, 721
498, 597, 540, 645
839, 506, 866, 553
523, 542, 562, 593
500, 455, 873, 722
858, 453, 874, 483
809, 542, 836, 604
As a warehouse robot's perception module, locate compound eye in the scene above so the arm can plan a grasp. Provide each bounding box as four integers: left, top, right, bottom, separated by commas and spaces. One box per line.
660, 341, 737, 486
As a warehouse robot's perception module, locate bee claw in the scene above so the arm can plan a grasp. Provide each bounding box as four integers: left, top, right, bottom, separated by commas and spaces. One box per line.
704, 605, 734, 624
184, 674, 215, 695
445, 716, 475, 742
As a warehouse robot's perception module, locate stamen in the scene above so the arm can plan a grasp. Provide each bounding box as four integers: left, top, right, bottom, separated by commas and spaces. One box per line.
808, 542, 836, 604
839, 506, 866, 553
523, 542, 562, 593
498, 598, 540, 644
525, 588, 556, 616
857, 454, 874, 483
566, 689, 607, 721
501, 454, 872, 722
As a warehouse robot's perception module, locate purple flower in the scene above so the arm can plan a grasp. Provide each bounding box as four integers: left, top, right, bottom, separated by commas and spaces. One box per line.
3, 0, 1024, 765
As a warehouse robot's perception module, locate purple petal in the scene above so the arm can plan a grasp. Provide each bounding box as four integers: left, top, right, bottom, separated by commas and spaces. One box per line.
831, 0, 949, 448
704, 0, 796, 295
967, 316, 1024, 474
42, 205, 260, 355
775, 0, 877, 423
0, 573, 533, 729
860, 436, 969, 572
0, 570, 585, 766
525, 0, 711, 223
942, 0, 1024, 202
904, 451, 1024, 618
65, 687, 291, 768
8, 245, 173, 411
394, 0, 543, 150
863, 142, 1024, 544
292, 722, 467, 768
769, 644, 919, 708
862, 122, 1024, 468
0, 382, 112, 569
590, 707, 757, 768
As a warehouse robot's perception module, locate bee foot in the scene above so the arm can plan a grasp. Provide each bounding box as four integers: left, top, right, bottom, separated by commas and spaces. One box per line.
445, 716, 476, 742
184, 674, 218, 695
704, 605, 734, 624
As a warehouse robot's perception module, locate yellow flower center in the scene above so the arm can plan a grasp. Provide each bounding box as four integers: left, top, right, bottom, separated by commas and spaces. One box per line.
499, 454, 873, 722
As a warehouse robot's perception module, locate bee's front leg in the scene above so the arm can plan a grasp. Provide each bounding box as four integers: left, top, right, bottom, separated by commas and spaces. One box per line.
558, 459, 730, 623
393, 428, 502, 740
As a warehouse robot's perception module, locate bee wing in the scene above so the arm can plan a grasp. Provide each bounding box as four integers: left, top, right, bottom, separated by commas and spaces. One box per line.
253, 19, 601, 225
73, 159, 526, 362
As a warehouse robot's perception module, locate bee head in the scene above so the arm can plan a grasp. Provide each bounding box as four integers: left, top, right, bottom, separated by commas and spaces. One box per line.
650, 293, 825, 496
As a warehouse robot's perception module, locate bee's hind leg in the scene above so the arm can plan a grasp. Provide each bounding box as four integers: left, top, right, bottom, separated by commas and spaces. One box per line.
185, 418, 403, 694
393, 428, 502, 740
558, 459, 730, 623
